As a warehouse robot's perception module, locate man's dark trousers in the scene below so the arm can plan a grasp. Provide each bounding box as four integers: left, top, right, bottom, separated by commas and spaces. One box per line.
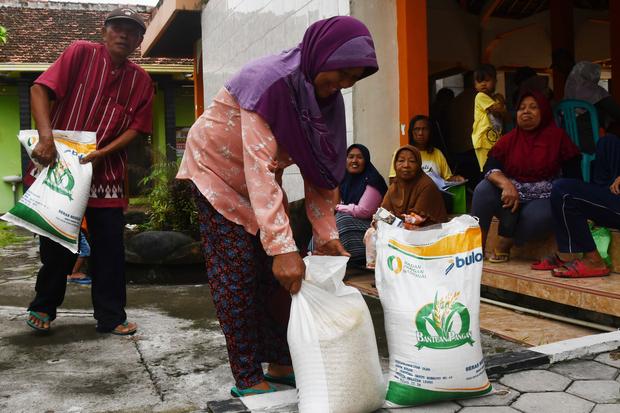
28, 207, 127, 331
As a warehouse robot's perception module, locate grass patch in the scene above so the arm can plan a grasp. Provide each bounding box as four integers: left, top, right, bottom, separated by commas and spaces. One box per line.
129, 197, 149, 206
0, 221, 30, 248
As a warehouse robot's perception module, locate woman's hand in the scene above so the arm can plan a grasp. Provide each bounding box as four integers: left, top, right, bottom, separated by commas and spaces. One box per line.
610, 176, 620, 195
500, 181, 520, 212
313, 239, 351, 257
403, 212, 426, 230
272, 251, 305, 295
448, 175, 466, 183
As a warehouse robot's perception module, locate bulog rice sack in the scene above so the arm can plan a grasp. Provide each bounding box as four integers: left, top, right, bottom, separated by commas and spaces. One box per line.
375, 216, 492, 407
2, 130, 96, 253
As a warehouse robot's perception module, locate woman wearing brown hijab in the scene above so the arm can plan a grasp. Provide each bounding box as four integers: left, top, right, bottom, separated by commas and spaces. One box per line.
382, 145, 448, 227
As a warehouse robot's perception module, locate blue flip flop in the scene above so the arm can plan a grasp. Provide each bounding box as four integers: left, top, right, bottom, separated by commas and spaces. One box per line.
230, 383, 277, 397
26, 311, 51, 332
264, 372, 296, 387
67, 276, 92, 285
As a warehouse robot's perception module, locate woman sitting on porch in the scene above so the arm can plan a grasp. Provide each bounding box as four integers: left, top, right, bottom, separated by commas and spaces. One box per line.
565, 61, 620, 129
335, 144, 387, 267
471, 91, 581, 262
564, 61, 620, 154
382, 145, 448, 228
388, 115, 465, 184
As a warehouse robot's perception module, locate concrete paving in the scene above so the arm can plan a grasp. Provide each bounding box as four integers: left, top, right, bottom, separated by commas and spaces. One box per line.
205, 349, 620, 413
1, 229, 619, 412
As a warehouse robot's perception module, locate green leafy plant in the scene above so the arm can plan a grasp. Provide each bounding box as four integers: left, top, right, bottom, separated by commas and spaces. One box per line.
139, 161, 199, 238
0, 26, 7, 45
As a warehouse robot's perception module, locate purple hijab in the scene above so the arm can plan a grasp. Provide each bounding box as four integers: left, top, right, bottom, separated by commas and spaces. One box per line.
225, 16, 378, 189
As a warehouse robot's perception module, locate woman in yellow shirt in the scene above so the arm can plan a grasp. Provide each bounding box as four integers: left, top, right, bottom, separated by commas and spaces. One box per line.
389, 115, 465, 183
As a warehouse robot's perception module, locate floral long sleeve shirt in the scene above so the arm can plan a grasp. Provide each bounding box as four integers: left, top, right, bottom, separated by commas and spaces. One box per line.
177, 87, 338, 256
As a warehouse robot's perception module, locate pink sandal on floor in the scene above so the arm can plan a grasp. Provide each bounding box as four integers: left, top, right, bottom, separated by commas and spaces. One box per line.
552, 259, 610, 278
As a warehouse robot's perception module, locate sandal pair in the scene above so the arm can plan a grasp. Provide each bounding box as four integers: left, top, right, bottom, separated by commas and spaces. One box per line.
552, 259, 610, 278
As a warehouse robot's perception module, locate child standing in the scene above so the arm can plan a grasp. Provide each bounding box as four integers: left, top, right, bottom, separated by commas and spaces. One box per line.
67, 220, 91, 285
471, 64, 506, 171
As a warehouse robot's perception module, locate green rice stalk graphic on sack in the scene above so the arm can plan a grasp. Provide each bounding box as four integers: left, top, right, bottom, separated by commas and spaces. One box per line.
415, 291, 474, 350
43, 161, 75, 200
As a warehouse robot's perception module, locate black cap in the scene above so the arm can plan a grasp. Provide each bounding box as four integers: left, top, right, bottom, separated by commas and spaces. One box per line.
105, 8, 146, 34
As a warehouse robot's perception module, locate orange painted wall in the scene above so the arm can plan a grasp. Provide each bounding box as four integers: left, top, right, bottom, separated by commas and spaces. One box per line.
396, 0, 429, 145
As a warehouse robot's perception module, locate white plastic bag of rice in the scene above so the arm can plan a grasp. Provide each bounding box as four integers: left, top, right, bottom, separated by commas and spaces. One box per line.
288, 255, 385, 413
2, 130, 96, 253
375, 216, 492, 407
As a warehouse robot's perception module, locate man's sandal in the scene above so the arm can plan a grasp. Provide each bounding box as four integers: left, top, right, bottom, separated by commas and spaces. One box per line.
264, 372, 296, 387
488, 250, 510, 263
95, 320, 138, 336
552, 259, 610, 278
531, 254, 565, 271
105, 321, 137, 336
230, 383, 277, 397
26, 311, 50, 332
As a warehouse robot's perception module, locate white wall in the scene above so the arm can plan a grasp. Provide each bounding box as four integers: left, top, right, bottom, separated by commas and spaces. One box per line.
200, 0, 351, 201
350, 0, 399, 178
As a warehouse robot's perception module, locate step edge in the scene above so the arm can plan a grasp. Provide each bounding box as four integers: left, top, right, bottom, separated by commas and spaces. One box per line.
483, 266, 620, 300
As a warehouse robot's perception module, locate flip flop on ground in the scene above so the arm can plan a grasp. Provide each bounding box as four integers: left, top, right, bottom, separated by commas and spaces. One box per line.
67, 273, 92, 285
532, 254, 565, 270
230, 384, 277, 397
110, 321, 138, 336
264, 372, 296, 387
488, 250, 510, 263
552, 259, 610, 278
26, 311, 50, 332
96, 321, 138, 335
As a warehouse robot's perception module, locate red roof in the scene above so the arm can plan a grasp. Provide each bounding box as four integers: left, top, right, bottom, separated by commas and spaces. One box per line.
0, 2, 192, 68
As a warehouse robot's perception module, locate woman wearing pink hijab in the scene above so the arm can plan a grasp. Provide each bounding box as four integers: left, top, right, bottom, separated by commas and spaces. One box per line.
177, 16, 378, 397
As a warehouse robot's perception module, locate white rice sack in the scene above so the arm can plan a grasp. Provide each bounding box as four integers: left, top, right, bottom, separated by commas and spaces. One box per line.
2, 130, 96, 253
288, 255, 385, 413
375, 216, 492, 407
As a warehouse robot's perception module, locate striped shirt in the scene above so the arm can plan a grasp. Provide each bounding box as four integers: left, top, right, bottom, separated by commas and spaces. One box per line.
31, 41, 154, 208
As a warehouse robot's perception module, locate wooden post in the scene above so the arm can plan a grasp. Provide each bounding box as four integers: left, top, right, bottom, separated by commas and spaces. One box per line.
610, 0, 620, 100
396, 0, 429, 145
193, 41, 204, 118
549, 0, 574, 100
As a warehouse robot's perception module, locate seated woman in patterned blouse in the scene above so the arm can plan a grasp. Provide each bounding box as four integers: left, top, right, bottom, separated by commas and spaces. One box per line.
471, 91, 581, 263
176, 17, 378, 398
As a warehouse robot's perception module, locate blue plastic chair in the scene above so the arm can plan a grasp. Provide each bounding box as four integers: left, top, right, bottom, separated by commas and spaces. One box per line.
553, 99, 600, 182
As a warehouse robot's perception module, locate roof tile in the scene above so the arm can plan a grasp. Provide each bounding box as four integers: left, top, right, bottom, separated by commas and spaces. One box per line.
0, 3, 192, 67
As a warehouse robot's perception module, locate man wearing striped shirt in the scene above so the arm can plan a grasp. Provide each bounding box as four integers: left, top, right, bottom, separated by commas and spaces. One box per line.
26, 8, 154, 335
